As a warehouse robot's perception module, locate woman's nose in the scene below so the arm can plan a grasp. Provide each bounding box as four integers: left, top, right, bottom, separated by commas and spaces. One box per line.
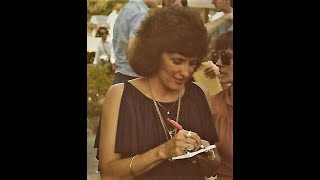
216, 58, 223, 67
180, 64, 190, 77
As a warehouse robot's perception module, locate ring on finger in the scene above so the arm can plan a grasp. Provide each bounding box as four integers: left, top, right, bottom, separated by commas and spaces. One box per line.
181, 145, 188, 152
186, 131, 192, 138
187, 146, 194, 151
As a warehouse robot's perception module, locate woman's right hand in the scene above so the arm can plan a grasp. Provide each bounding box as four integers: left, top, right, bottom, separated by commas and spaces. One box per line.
158, 130, 202, 159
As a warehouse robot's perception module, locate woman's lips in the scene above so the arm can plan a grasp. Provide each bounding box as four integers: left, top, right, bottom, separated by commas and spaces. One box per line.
174, 78, 184, 85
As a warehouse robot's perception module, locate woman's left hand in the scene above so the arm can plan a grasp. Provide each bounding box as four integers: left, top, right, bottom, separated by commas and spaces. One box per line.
187, 140, 221, 177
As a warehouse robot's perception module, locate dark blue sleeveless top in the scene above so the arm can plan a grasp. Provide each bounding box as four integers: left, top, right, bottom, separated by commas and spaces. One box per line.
115, 81, 219, 179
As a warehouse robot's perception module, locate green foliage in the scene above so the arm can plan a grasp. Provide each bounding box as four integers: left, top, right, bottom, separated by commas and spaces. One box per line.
87, 64, 114, 133
87, 0, 128, 16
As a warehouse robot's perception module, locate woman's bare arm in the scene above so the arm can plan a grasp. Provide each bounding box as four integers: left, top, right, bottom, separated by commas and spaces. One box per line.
98, 83, 168, 179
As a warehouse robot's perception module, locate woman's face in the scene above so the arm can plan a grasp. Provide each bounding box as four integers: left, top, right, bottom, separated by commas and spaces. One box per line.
215, 48, 233, 84
157, 52, 198, 90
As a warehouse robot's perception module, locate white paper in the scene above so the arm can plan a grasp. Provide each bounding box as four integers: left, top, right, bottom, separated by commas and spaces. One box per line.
172, 144, 216, 160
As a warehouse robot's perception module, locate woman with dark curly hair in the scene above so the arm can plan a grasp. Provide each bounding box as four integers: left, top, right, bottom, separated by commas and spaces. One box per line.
98, 6, 220, 180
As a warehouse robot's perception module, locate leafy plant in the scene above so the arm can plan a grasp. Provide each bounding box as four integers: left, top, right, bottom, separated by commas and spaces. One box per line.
87, 64, 114, 133
87, 0, 128, 17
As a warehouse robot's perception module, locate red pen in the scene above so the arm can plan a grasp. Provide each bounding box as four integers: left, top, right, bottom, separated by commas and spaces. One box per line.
167, 118, 183, 130
167, 118, 205, 149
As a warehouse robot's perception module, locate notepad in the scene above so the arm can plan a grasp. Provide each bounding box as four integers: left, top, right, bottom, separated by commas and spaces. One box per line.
172, 144, 216, 160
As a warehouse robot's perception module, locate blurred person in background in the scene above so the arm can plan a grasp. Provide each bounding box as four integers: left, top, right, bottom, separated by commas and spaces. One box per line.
112, 0, 161, 84
209, 31, 233, 180
194, 0, 233, 96
205, 0, 233, 39
106, 7, 120, 70
194, 31, 233, 180
93, 27, 112, 71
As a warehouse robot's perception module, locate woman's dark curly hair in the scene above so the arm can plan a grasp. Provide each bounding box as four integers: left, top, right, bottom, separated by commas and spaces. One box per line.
128, 6, 208, 77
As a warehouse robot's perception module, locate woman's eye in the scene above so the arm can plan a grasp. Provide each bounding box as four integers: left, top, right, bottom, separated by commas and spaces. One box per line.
173, 59, 182, 64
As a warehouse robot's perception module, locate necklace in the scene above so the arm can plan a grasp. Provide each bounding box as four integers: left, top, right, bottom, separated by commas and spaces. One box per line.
156, 99, 178, 116
148, 78, 181, 140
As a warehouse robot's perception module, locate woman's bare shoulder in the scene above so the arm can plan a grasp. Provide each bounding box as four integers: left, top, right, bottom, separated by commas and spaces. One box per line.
105, 83, 125, 100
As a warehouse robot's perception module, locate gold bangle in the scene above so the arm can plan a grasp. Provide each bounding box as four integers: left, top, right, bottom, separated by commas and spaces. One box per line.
129, 155, 138, 176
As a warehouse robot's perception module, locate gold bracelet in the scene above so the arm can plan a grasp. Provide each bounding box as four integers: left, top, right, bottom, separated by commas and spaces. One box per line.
129, 155, 138, 176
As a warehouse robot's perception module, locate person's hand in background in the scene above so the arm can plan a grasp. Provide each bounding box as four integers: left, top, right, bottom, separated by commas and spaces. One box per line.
223, 12, 233, 21
204, 62, 220, 79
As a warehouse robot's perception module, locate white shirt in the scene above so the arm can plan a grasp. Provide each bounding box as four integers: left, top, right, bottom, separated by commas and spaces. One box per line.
93, 38, 111, 65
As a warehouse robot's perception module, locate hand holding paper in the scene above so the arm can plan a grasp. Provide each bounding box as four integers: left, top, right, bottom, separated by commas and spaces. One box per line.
166, 118, 214, 160
172, 144, 216, 160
